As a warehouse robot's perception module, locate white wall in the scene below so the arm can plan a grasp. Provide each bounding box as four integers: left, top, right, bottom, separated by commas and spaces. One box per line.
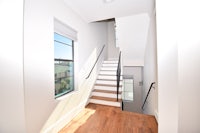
143, 11, 158, 118
178, 1, 200, 132
115, 14, 150, 66
107, 21, 119, 59
157, 0, 200, 132
24, 0, 107, 132
156, 0, 179, 132
0, 1, 26, 133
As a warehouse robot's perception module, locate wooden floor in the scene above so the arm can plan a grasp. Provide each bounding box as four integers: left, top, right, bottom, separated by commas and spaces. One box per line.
59, 104, 158, 133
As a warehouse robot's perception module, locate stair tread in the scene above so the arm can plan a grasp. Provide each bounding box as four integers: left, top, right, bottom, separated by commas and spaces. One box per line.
90, 96, 122, 102
93, 89, 122, 94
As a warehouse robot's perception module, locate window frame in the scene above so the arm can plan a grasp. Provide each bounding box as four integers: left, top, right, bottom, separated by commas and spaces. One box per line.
54, 32, 75, 99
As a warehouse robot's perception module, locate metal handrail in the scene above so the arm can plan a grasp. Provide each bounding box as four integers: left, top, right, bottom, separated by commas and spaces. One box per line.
142, 82, 156, 110
86, 45, 105, 79
116, 51, 121, 101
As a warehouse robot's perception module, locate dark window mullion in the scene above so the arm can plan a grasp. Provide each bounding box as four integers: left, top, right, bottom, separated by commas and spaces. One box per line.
54, 58, 73, 62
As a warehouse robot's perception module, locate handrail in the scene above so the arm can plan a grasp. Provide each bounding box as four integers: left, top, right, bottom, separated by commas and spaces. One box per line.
86, 45, 105, 79
116, 51, 121, 101
142, 82, 156, 110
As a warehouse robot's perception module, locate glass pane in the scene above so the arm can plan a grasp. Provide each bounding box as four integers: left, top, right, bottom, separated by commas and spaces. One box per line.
54, 33, 72, 46
54, 41, 72, 60
123, 77, 134, 101
55, 60, 74, 97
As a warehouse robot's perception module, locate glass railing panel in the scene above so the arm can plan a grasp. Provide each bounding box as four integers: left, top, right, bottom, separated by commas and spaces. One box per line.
122, 75, 134, 101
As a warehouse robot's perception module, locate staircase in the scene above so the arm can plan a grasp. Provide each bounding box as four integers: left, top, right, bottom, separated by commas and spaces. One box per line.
89, 59, 122, 107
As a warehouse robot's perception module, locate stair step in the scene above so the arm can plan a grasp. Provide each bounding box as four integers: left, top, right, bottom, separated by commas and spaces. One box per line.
96, 78, 122, 81
103, 60, 118, 64
93, 89, 122, 94
94, 85, 122, 91
107, 58, 118, 61
98, 75, 122, 80
92, 91, 122, 99
103, 61, 118, 64
96, 80, 122, 85
89, 99, 121, 107
99, 71, 116, 75
90, 96, 122, 102
95, 84, 122, 87
100, 69, 116, 71
102, 64, 118, 67
101, 67, 117, 71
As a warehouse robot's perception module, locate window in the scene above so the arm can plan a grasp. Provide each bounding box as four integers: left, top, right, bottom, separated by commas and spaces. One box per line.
54, 19, 77, 98
54, 33, 74, 98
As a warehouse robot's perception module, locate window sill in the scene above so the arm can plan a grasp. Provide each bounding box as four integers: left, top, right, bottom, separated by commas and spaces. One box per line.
55, 90, 78, 101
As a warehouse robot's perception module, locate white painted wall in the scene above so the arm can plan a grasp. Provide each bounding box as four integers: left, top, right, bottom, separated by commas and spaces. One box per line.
156, 0, 179, 132
115, 14, 150, 66
0, 1, 26, 133
107, 21, 119, 59
157, 0, 200, 132
24, 0, 107, 132
143, 11, 158, 118
178, 1, 200, 132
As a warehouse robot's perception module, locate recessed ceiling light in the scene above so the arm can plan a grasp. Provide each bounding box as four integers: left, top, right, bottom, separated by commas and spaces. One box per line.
104, 0, 115, 3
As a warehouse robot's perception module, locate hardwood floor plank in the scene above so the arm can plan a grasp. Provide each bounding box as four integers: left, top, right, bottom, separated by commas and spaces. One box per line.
59, 103, 158, 133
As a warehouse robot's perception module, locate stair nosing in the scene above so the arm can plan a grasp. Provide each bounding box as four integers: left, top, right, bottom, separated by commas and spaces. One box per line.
98, 74, 122, 76
98, 74, 117, 76
100, 70, 117, 71
96, 79, 122, 81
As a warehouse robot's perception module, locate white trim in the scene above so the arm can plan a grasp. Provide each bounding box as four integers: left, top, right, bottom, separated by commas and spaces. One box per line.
92, 92, 121, 98
55, 90, 78, 101
54, 18, 77, 41
42, 100, 87, 133
154, 110, 158, 123
89, 99, 120, 107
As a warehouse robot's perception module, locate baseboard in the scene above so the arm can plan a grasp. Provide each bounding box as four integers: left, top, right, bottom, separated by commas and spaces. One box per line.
154, 110, 158, 123
42, 100, 87, 133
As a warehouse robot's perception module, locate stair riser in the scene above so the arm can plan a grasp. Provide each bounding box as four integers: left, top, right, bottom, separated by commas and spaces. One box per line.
96, 80, 122, 85
99, 71, 116, 75
107, 58, 118, 61
92, 92, 122, 99
98, 75, 122, 80
102, 64, 118, 67
94, 86, 122, 91
103, 61, 118, 64
89, 99, 121, 107
101, 67, 117, 71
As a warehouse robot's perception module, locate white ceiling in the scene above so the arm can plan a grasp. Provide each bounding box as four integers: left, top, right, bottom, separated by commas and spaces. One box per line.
64, 0, 155, 22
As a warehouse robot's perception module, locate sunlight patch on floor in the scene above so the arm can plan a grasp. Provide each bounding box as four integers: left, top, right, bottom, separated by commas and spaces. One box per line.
59, 108, 96, 133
